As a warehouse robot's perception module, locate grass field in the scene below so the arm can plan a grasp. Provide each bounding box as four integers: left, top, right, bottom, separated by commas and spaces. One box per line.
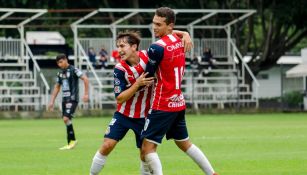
0, 113, 307, 175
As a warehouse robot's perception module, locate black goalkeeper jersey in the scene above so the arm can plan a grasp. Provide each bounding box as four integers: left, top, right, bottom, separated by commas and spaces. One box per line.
56, 65, 83, 102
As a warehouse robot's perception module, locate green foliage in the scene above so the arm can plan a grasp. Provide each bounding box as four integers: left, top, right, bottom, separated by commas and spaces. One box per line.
282, 91, 304, 107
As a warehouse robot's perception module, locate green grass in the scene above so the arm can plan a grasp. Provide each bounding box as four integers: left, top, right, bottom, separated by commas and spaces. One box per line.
0, 113, 307, 175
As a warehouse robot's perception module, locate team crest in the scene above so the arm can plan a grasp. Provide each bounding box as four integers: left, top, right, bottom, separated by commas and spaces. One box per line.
114, 78, 120, 85
114, 86, 121, 93
105, 126, 110, 135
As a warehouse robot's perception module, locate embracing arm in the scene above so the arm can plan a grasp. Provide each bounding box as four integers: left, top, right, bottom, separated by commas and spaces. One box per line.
145, 44, 164, 77
172, 30, 193, 52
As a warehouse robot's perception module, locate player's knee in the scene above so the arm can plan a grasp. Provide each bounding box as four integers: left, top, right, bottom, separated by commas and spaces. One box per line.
175, 140, 192, 152
63, 116, 70, 124
100, 140, 116, 155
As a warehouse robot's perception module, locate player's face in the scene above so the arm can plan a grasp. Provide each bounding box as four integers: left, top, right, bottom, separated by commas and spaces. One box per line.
116, 39, 137, 62
152, 15, 173, 37
56, 59, 69, 69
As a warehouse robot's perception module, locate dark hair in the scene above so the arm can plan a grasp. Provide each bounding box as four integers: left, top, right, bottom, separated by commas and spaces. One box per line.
116, 30, 141, 50
155, 7, 176, 25
56, 54, 67, 62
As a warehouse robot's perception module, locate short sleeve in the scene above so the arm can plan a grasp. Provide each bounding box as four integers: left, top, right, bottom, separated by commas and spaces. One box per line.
56, 72, 62, 85
113, 68, 127, 98
74, 68, 83, 77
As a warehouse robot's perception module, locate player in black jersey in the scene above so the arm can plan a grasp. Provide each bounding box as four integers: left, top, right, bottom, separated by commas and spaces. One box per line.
48, 54, 89, 150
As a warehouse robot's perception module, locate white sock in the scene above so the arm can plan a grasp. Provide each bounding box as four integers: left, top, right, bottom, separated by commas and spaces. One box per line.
145, 152, 163, 175
141, 160, 152, 175
186, 144, 215, 175
90, 151, 107, 175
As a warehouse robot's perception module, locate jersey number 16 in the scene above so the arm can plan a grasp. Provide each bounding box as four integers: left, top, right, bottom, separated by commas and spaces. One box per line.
174, 66, 184, 90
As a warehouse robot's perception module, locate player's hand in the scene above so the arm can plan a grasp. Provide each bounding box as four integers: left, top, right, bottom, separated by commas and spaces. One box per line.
182, 32, 193, 52
82, 94, 89, 103
136, 72, 154, 87
48, 102, 54, 111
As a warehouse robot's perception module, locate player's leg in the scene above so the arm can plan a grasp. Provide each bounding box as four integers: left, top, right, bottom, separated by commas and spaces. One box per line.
90, 138, 118, 175
175, 140, 217, 175
131, 118, 154, 175
141, 140, 161, 175
141, 110, 178, 175
90, 112, 129, 175
167, 110, 217, 175
59, 102, 78, 150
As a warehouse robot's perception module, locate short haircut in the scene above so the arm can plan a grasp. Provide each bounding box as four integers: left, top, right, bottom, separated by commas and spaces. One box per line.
155, 7, 176, 25
116, 30, 141, 50
56, 54, 67, 62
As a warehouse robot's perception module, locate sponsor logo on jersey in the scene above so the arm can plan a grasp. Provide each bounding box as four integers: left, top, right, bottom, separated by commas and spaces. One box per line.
166, 42, 184, 51
66, 71, 70, 78
63, 92, 71, 97
65, 103, 72, 108
114, 86, 121, 93
114, 78, 121, 85
167, 94, 185, 108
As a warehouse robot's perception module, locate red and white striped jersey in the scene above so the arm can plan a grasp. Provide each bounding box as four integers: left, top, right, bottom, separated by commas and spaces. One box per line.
146, 34, 186, 112
113, 50, 153, 118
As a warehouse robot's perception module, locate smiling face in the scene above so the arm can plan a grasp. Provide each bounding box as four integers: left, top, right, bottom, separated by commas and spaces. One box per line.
116, 37, 137, 63
152, 15, 173, 38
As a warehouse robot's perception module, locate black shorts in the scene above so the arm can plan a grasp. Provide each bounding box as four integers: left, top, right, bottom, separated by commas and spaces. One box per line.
104, 111, 146, 148
141, 109, 189, 144
61, 101, 78, 119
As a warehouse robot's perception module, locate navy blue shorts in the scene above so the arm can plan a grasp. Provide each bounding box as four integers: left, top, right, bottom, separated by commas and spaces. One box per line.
62, 101, 78, 119
141, 110, 189, 144
104, 111, 145, 148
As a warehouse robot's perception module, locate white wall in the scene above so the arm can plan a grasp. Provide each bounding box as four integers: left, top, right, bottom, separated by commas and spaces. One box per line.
253, 66, 282, 98
253, 65, 304, 98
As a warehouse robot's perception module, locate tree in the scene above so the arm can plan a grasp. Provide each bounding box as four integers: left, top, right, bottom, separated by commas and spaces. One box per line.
242, 0, 307, 77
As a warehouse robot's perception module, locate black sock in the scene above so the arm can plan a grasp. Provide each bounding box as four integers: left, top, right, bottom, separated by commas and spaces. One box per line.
66, 123, 76, 143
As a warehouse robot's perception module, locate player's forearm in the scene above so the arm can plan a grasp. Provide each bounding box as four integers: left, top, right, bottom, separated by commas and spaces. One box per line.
172, 30, 189, 38
116, 83, 139, 104
50, 85, 60, 103
82, 76, 89, 95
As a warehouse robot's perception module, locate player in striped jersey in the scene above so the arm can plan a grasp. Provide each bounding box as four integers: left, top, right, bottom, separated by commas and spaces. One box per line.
90, 30, 192, 175
90, 31, 154, 175
140, 7, 218, 175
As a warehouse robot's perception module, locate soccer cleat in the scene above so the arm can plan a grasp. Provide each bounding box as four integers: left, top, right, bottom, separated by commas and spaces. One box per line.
68, 140, 78, 149
59, 140, 78, 150
213, 173, 219, 175
59, 144, 71, 150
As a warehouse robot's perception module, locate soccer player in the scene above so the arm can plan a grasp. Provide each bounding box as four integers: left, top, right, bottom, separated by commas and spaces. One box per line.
48, 54, 89, 150
140, 7, 218, 175
90, 30, 192, 175
90, 31, 155, 175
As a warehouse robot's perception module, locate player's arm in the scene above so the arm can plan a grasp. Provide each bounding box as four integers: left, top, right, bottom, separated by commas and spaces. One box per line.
114, 69, 153, 104
172, 30, 193, 52
145, 44, 164, 77
48, 83, 61, 111
75, 68, 89, 102
80, 75, 89, 102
